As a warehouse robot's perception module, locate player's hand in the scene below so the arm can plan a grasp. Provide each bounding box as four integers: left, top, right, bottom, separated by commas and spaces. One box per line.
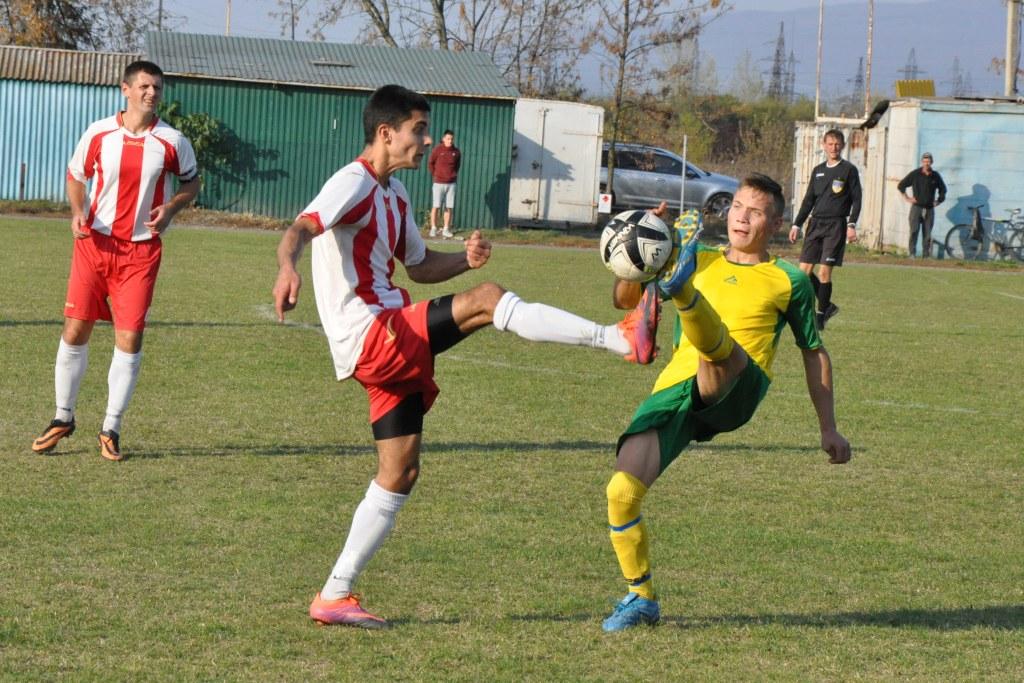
70, 213, 90, 239
144, 204, 172, 236
650, 201, 669, 219
272, 267, 302, 322
465, 230, 491, 269
821, 428, 851, 464
846, 226, 857, 244
788, 225, 800, 243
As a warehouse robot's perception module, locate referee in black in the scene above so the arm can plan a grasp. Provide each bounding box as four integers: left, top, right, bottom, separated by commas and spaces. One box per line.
789, 129, 862, 331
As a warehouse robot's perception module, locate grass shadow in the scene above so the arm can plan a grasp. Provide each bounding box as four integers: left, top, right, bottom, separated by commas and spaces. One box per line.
664, 605, 1024, 631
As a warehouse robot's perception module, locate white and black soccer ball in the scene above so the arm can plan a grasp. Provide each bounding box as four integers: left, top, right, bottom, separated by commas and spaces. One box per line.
599, 210, 674, 282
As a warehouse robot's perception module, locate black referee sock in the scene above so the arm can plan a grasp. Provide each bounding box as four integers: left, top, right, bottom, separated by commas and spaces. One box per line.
817, 282, 833, 312
809, 273, 821, 296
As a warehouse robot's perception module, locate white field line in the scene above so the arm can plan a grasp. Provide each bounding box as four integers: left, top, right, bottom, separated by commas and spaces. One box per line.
255, 304, 1002, 414
254, 303, 325, 333
996, 291, 1024, 301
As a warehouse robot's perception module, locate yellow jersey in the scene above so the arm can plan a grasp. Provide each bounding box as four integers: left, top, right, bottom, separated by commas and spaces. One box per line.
653, 245, 822, 393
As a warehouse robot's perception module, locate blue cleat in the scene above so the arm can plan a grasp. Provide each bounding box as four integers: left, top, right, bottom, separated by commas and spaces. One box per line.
657, 210, 703, 298
602, 592, 661, 632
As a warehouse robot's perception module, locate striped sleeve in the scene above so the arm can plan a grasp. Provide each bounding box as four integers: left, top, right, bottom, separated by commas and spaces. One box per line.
299, 167, 375, 235
776, 259, 822, 349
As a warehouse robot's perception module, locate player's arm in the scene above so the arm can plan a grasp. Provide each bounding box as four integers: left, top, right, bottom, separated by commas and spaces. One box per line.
800, 346, 851, 464
66, 176, 90, 239
790, 177, 816, 241
145, 177, 201, 235
846, 168, 862, 241
272, 216, 320, 322
406, 229, 491, 284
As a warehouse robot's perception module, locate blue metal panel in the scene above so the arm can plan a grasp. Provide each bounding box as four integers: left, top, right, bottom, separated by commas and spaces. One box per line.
917, 107, 1024, 240
1, 80, 123, 201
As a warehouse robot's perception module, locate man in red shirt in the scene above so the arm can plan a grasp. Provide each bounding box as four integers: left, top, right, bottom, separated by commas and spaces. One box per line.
427, 129, 460, 238
30, 60, 200, 461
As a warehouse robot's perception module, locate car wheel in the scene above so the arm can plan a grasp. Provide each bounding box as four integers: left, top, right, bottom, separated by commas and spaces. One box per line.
704, 193, 732, 219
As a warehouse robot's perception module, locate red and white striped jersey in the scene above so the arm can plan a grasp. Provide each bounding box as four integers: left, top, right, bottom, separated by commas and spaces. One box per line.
303, 158, 428, 380
67, 113, 198, 242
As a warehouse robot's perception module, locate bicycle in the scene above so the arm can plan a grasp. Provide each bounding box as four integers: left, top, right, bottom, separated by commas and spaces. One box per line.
943, 204, 1024, 261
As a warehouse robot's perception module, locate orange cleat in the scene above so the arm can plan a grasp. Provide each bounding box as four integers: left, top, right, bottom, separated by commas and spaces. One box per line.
98, 430, 124, 462
618, 283, 660, 365
31, 418, 76, 453
309, 592, 389, 629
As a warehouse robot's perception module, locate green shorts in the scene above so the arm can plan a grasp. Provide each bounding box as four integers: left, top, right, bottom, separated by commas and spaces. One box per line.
618, 360, 771, 473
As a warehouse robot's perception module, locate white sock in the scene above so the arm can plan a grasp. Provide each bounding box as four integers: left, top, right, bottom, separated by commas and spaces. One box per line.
492, 291, 629, 355
103, 347, 142, 434
54, 339, 89, 422
321, 480, 408, 600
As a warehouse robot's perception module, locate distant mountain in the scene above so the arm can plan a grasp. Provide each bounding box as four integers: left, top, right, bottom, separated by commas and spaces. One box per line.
697, 0, 1007, 99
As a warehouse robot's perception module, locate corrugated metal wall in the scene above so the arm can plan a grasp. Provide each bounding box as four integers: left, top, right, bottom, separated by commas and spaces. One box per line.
1, 80, 124, 201
164, 78, 514, 228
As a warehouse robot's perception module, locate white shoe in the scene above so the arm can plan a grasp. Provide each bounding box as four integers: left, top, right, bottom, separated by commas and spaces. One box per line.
429, 227, 438, 237
441, 229, 455, 239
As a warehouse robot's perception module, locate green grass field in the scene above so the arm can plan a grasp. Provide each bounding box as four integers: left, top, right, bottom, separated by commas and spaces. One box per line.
2, 217, 1022, 681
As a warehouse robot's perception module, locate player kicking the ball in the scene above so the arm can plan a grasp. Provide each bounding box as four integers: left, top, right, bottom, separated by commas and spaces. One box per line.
601, 174, 852, 632
273, 84, 658, 629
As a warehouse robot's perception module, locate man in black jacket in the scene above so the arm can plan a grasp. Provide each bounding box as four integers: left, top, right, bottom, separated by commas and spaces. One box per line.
789, 129, 862, 331
897, 152, 946, 258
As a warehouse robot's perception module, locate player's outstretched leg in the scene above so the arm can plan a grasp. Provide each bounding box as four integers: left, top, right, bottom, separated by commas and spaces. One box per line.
486, 284, 649, 363
657, 210, 703, 299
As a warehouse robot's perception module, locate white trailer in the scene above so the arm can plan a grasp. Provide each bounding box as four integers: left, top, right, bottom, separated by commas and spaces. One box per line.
508, 98, 604, 228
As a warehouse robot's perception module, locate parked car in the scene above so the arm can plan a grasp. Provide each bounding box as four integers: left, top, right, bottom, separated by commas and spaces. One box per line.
600, 142, 738, 218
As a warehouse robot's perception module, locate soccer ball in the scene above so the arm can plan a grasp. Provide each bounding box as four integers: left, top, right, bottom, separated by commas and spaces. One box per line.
599, 210, 674, 282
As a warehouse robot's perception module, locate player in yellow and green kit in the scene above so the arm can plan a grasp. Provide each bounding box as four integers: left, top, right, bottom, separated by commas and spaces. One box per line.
602, 174, 852, 632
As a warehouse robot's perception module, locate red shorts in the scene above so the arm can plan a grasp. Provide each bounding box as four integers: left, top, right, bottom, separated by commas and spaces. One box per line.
353, 302, 438, 423
64, 231, 162, 332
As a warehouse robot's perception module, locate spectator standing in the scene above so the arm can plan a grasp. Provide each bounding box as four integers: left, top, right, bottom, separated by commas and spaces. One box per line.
428, 129, 460, 238
897, 152, 946, 258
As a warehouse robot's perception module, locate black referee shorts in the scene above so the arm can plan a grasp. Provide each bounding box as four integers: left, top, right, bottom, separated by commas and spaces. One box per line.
800, 216, 848, 266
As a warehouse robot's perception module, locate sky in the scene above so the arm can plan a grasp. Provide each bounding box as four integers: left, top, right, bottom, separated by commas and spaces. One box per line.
161, 0, 997, 99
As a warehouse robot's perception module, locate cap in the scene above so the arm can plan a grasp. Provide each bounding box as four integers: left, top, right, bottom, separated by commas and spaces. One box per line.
921, 152, 933, 160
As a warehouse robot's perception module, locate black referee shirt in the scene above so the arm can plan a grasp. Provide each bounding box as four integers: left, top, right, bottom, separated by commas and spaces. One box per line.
794, 159, 862, 227
897, 168, 947, 207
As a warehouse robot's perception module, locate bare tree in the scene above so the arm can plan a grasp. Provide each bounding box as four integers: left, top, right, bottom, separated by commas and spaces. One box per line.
308, 0, 589, 97
1, 0, 95, 48
1, 0, 164, 51
594, 0, 725, 197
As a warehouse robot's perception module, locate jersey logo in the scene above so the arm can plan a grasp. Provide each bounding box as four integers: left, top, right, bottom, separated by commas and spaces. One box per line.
384, 317, 397, 343
723, 275, 738, 285
831, 179, 845, 194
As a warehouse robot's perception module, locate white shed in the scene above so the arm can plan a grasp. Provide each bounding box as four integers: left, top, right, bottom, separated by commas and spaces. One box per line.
794, 98, 1024, 257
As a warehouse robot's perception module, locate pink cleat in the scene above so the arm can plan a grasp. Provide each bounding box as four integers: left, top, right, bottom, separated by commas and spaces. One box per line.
618, 283, 660, 365
309, 592, 389, 629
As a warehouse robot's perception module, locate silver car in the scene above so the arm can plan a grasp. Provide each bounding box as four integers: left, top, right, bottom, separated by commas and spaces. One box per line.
600, 143, 738, 218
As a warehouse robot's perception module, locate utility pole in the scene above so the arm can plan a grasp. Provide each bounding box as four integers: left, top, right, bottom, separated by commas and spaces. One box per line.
865, 0, 874, 115
225, 0, 232, 36
290, 0, 297, 41
1006, 0, 1020, 96
815, 0, 824, 119
157, 0, 163, 31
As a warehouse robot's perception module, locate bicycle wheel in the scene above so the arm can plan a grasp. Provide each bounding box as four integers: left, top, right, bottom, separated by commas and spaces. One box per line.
944, 225, 986, 260
1005, 228, 1024, 262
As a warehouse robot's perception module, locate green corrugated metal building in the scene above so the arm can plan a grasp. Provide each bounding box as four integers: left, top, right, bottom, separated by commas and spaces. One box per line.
146, 32, 518, 228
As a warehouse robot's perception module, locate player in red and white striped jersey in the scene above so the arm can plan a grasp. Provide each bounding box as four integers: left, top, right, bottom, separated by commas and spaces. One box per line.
273, 85, 659, 629
31, 60, 200, 462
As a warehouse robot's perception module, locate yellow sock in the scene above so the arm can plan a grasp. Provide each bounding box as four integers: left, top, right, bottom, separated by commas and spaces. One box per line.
606, 471, 655, 600
677, 290, 734, 362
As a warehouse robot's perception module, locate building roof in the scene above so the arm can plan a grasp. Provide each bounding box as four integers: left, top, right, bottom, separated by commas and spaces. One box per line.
145, 31, 518, 100
0, 45, 140, 85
